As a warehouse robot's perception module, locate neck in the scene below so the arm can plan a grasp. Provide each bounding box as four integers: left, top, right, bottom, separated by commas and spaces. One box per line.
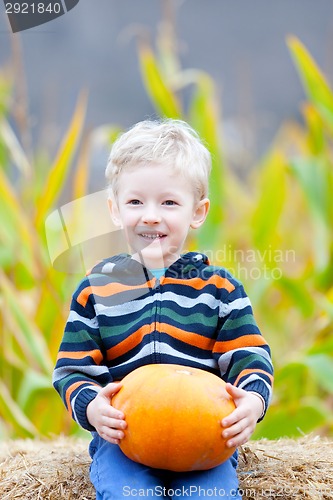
131, 252, 180, 270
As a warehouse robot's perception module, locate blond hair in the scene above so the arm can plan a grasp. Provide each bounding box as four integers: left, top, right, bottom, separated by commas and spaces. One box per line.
105, 119, 211, 201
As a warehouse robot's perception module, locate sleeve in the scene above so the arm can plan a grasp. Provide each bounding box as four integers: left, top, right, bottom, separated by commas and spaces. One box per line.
52, 279, 113, 431
213, 281, 274, 421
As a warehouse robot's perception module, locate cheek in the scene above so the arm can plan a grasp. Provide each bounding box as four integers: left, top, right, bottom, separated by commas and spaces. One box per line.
118, 209, 139, 226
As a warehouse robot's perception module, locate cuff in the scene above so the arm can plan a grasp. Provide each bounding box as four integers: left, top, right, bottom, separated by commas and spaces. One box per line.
74, 387, 100, 431
241, 379, 272, 422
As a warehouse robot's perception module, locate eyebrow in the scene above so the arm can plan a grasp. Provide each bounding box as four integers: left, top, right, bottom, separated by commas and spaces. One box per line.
122, 189, 183, 198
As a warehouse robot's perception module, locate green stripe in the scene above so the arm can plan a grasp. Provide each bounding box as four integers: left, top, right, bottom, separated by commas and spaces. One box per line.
100, 309, 153, 337
62, 330, 101, 346
160, 307, 216, 327
99, 306, 217, 338
229, 354, 272, 378
57, 373, 84, 396
224, 314, 257, 330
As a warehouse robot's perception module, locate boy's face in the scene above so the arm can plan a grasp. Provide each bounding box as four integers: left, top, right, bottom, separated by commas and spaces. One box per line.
109, 163, 209, 269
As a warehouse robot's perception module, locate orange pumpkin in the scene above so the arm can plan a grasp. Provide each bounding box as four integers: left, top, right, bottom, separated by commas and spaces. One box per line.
111, 363, 236, 471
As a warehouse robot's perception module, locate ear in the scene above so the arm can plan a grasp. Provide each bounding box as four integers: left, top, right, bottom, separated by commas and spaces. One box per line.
190, 198, 210, 229
108, 198, 123, 228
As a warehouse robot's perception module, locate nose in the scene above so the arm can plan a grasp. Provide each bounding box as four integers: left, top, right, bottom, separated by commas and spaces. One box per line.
141, 204, 162, 224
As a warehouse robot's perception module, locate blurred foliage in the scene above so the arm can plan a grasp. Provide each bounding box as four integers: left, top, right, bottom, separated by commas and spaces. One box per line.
0, 25, 333, 440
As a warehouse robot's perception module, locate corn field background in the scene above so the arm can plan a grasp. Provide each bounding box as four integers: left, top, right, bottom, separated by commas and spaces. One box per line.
0, 24, 332, 441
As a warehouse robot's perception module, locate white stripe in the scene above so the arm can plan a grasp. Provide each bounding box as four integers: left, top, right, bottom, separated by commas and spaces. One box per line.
218, 347, 272, 376
219, 297, 251, 317
162, 292, 220, 310
53, 364, 109, 383
95, 291, 220, 317
101, 262, 115, 273
67, 310, 99, 329
95, 295, 155, 316
159, 343, 218, 369
112, 342, 218, 372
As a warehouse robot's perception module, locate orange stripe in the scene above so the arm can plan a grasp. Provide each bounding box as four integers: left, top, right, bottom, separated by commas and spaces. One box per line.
65, 381, 99, 418
235, 368, 274, 386
77, 279, 155, 307
106, 322, 215, 360
159, 322, 215, 351
57, 349, 103, 364
214, 334, 267, 353
107, 323, 152, 360
162, 274, 235, 293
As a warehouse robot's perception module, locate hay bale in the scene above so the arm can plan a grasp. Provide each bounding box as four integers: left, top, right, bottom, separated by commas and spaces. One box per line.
238, 437, 333, 499
0, 437, 93, 499
0, 436, 332, 499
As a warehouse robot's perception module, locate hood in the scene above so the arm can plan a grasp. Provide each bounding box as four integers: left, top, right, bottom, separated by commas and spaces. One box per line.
87, 252, 210, 278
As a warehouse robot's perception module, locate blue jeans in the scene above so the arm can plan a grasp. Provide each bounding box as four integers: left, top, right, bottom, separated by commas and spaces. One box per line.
89, 433, 241, 499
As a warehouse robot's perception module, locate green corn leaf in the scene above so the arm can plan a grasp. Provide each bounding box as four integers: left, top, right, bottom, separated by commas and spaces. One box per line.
308, 336, 333, 356
17, 369, 53, 410
35, 91, 87, 229
275, 276, 315, 317
289, 157, 331, 223
276, 361, 309, 402
0, 270, 53, 375
304, 354, 333, 393
289, 157, 332, 272
72, 132, 91, 201
0, 75, 11, 117
287, 36, 333, 131
0, 119, 31, 176
0, 380, 38, 437
252, 149, 286, 250
0, 168, 37, 276
253, 400, 328, 439
302, 103, 325, 154
138, 41, 182, 118
188, 72, 224, 248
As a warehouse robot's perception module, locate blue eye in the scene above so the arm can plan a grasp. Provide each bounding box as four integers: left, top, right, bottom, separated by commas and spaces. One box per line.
128, 199, 142, 205
163, 200, 176, 206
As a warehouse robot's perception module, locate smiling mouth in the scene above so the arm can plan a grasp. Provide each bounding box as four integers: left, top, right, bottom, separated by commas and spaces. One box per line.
139, 233, 166, 240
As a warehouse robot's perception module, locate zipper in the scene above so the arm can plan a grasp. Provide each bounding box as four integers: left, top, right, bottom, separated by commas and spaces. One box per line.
151, 277, 161, 363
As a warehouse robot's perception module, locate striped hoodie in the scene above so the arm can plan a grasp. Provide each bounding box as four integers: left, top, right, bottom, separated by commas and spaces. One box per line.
53, 252, 273, 431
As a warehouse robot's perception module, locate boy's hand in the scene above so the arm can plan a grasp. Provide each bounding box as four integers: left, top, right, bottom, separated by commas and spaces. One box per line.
86, 382, 127, 444
221, 383, 264, 448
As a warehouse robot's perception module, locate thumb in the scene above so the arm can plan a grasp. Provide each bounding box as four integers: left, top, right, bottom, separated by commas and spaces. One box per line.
99, 382, 122, 401
225, 382, 245, 400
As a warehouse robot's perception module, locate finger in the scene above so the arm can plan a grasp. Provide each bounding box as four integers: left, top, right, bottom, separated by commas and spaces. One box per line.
100, 382, 122, 400
101, 405, 126, 420
225, 383, 246, 399
221, 407, 246, 427
225, 427, 253, 448
99, 425, 125, 442
222, 417, 248, 439
102, 416, 127, 430
99, 430, 120, 445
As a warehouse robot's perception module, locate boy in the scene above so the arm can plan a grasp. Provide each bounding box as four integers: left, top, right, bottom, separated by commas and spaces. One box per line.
53, 119, 273, 499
